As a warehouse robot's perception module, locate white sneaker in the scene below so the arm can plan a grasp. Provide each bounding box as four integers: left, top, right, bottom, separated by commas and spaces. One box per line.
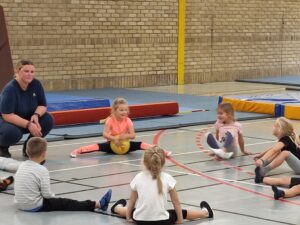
209, 148, 233, 159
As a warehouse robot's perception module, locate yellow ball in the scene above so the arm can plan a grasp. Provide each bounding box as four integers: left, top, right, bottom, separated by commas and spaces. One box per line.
110, 139, 130, 155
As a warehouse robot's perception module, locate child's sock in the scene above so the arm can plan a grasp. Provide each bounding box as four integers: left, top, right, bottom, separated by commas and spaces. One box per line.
99, 189, 112, 211
223, 132, 234, 148
271, 186, 285, 200
255, 158, 270, 167
254, 167, 264, 183
206, 133, 221, 149
200, 201, 213, 218
263, 160, 270, 167
260, 165, 272, 176
111, 199, 127, 214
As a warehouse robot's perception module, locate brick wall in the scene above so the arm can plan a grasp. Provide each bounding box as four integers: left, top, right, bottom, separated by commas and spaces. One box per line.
1, 1, 300, 90
1, 0, 178, 90
185, 0, 300, 83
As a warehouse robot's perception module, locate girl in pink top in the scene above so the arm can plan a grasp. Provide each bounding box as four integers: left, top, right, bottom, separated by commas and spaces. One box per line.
206, 103, 250, 159
70, 98, 170, 157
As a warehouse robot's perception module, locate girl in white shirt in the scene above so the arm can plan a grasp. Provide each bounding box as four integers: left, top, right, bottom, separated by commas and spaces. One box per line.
111, 146, 213, 225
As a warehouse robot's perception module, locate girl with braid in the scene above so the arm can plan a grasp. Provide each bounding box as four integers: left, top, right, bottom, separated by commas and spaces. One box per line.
111, 146, 213, 224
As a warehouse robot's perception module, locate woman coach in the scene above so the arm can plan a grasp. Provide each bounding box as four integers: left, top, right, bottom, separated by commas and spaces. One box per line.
0, 60, 53, 158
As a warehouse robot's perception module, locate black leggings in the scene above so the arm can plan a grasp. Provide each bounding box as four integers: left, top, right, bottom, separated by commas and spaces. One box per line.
134, 209, 188, 225
98, 141, 142, 154
38, 198, 95, 212
290, 177, 300, 188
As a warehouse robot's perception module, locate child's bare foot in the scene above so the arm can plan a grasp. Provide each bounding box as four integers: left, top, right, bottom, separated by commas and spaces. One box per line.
243, 150, 252, 155
255, 158, 264, 167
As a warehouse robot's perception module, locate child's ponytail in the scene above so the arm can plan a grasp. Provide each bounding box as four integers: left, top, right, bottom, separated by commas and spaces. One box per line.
143, 146, 165, 194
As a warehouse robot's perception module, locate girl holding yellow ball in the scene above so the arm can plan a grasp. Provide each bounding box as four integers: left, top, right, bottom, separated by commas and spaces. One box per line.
70, 98, 171, 157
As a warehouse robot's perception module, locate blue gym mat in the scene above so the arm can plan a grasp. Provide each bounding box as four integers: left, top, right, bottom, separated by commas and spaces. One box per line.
228, 91, 300, 105
47, 99, 110, 112
46, 93, 110, 111
236, 75, 300, 86
44, 88, 272, 139
50, 110, 271, 139
46, 88, 217, 113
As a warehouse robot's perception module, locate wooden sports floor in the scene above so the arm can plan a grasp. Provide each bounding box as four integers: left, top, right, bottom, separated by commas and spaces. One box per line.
1, 82, 299, 225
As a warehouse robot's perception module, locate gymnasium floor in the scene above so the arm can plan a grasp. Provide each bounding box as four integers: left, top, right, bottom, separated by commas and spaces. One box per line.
1, 82, 299, 225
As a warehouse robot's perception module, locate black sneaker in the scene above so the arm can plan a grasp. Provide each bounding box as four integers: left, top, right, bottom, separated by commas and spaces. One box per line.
111, 199, 127, 214
272, 185, 285, 200
254, 167, 263, 183
0, 147, 11, 158
200, 201, 214, 218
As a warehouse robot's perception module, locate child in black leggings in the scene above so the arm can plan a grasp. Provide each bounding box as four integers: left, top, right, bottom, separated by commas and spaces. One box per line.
110, 146, 213, 224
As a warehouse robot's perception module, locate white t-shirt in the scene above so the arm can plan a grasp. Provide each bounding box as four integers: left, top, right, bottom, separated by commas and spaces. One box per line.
130, 170, 176, 221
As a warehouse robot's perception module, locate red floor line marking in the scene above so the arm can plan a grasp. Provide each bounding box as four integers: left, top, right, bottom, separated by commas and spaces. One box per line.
153, 129, 165, 145
153, 129, 300, 206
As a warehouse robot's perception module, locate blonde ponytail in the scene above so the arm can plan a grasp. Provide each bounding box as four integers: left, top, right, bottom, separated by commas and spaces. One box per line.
143, 146, 165, 194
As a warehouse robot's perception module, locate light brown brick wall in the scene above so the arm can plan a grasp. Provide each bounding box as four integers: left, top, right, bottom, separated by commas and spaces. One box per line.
1, 1, 300, 90
1, 0, 178, 90
185, 0, 300, 83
